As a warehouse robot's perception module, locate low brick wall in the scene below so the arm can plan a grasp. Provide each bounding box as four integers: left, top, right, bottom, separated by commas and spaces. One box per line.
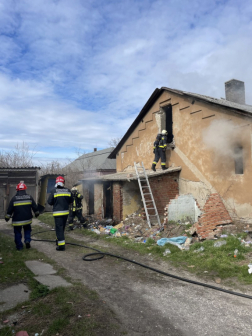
195, 193, 232, 239
113, 182, 123, 223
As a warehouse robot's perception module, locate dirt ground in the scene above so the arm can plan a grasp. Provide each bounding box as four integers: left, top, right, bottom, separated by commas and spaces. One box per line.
1, 220, 252, 336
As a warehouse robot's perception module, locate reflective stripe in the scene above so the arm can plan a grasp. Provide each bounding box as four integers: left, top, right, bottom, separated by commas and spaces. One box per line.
5, 214, 11, 218
54, 193, 71, 198
53, 211, 69, 216
58, 240, 65, 246
14, 202, 32, 206
153, 162, 156, 164
159, 145, 164, 148
161, 163, 166, 165
12, 219, 32, 226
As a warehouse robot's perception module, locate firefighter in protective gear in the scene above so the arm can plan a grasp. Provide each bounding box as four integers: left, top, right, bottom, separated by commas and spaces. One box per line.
68, 187, 86, 230
151, 130, 168, 171
47, 176, 73, 251
5, 181, 39, 250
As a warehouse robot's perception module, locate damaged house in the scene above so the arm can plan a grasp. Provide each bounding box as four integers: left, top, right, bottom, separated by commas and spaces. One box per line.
79, 79, 252, 239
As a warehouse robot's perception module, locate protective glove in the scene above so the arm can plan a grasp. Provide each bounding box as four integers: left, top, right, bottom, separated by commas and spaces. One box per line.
5, 215, 10, 222
35, 212, 40, 218
153, 149, 155, 154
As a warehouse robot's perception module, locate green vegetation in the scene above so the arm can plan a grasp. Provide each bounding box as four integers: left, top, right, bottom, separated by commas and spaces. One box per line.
0, 232, 125, 336
39, 213, 252, 285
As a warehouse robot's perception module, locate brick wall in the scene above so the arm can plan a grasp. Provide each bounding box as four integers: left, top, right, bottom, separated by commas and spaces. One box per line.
146, 172, 179, 218
94, 183, 103, 219
195, 193, 232, 239
113, 182, 123, 223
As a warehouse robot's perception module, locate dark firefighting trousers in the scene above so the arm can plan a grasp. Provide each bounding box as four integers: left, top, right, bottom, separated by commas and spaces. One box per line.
68, 209, 85, 224
54, 215, 68, 246
14, 224, 32, 250
153, 148, 166, 169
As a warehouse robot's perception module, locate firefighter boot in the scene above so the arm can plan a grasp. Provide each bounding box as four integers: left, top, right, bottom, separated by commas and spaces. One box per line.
151, 163, 156, 172
56, 245, 65, 251
161, 165, 167, 170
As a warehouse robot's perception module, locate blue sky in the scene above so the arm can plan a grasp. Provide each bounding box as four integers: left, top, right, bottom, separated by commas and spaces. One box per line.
0, 0, 252, 164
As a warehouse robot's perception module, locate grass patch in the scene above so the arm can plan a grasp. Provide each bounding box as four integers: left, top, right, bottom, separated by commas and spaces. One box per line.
38, 214, 252, 285
0, 232, 126, 336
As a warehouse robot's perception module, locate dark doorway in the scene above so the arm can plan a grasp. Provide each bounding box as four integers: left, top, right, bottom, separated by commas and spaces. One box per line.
103, 182, 113, 218
164, 105, 173, 143
88, 183, 94, 215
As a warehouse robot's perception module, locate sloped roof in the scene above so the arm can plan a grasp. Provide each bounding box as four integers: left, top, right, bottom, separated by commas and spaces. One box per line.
0, 167, 40, 171
80, 166, 181, 181
109, 86, 252, 159
65, 147, 116, 172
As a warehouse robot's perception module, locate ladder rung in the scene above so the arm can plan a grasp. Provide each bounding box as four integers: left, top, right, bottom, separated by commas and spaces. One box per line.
149, 215, 158, 216
141, 186, 149, 188
145, 201, 153, 203
146, 208, 155, 210
143, 193, 151, 195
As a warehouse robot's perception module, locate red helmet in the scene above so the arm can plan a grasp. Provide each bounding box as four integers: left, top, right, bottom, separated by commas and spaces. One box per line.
16, 182, 27, 190
56, 176, 65, 184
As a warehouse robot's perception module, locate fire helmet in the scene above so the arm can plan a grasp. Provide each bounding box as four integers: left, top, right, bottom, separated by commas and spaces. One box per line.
56, 176, 65, 184
162, 130, 168, 135
16, 181, 27, 191
71, 187, 77, 191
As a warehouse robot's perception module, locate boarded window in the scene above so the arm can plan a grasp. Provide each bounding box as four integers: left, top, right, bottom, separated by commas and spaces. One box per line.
234, 146, 243, 174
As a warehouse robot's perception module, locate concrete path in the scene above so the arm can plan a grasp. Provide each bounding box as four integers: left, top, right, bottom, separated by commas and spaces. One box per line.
25, 260, 71, 289
0, 284, 30, 312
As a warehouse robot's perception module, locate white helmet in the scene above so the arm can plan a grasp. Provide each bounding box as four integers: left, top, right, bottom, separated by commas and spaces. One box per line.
162, 130, 168, 135
71, 187, 77, 191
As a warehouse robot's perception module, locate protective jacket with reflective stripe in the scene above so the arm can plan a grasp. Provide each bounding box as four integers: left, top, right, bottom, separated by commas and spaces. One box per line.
6, 190, 39, 226
47, 186, 73, 216
70, 191, 83, 212
153, 134, 168, 150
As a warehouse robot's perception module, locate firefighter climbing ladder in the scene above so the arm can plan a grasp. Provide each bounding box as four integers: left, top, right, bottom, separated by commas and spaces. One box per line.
134, 162, 161, 228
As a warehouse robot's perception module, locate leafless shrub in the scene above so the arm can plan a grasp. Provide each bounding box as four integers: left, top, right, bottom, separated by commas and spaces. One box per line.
0, 142, 36, 167
108, 137, 121, 147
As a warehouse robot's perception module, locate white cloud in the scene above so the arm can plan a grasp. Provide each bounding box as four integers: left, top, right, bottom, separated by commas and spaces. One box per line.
0, 0, 252, 162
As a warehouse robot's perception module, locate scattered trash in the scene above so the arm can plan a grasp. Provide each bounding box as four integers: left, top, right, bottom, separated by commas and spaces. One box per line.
0, 261, 3, 264
163, 249, 171, 256
78, 315, 82, 318
215, 278, 222, 284
187, 265, 195, 268
157, 236, 187, 249
35, 333, 39, 336
234, 249, 238, 258
3, 320, 9, 324
194, 246, 204, 253
86, 314, 91, 317
248, 264, 252, 274
220, 234, 228, 238
214, 240, 227, 247
203, 271, 208, 273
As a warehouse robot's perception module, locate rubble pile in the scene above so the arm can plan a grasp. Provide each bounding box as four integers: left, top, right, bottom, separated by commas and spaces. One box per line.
86, 212, 191, 246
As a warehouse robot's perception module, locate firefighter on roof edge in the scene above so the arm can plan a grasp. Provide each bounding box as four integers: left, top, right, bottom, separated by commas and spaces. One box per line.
152, 130, 168, 171
47, 176, 73, 251
68, 187, 86, 230
5, 181, 39, 251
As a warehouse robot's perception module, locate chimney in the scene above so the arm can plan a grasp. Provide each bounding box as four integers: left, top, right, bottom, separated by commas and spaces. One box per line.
94, 148, 97, 152
225, 79, 245, 105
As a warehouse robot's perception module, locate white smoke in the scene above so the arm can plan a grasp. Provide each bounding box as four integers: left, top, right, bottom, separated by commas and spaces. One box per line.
202, 119, 246, 173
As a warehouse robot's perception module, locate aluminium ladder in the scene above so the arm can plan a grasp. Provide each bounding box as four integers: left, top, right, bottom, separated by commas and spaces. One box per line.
134, 162, 161, 228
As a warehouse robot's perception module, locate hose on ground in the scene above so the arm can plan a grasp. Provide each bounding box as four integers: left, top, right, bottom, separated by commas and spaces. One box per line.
32, 230, 252, 300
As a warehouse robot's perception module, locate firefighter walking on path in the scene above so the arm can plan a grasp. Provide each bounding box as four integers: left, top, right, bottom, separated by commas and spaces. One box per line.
68, 187, 86, 230
5, 181, 39, 251
152, 130, 168, 171
47, 176, 73, 251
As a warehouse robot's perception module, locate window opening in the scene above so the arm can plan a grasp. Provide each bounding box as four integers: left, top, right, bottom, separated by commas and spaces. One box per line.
163, 105, 173, 143
234, 146, 243, 174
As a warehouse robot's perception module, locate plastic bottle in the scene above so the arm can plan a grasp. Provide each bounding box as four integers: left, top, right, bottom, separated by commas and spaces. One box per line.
234, 249, 238, 258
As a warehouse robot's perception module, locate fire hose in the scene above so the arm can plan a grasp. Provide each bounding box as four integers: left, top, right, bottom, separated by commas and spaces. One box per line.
32, 230, 252, 300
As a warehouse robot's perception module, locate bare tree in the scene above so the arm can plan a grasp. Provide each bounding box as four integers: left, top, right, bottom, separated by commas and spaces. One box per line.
39, 160, 65, 176
0, 142, 36, 167
108, 137, 121, 147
